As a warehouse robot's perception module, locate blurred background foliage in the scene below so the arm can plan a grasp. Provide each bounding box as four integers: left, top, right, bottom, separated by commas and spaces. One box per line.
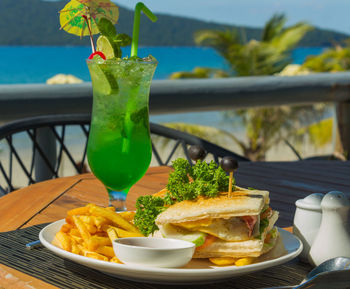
302, 42, 350, 72
168, 14, 345, 161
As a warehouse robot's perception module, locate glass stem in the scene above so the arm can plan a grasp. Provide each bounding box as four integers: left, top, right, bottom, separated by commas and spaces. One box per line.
107, 188, 129, 211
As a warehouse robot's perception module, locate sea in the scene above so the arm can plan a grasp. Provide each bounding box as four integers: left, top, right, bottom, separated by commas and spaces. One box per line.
0, 46, 325, 84
0, 46, 326, 131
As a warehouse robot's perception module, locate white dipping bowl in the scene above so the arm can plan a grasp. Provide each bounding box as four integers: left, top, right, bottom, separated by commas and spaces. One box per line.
113, 237, 195, 268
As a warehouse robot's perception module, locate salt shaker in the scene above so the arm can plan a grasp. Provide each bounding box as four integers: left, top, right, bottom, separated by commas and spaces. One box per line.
309, 191, 350, 266
293, 193, 323, 262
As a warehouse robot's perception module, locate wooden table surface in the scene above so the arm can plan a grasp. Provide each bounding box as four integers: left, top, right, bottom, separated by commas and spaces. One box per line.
1, 161, 350, 288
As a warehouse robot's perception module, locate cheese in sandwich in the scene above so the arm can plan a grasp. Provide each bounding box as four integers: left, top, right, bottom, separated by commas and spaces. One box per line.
155, 189, 279, 258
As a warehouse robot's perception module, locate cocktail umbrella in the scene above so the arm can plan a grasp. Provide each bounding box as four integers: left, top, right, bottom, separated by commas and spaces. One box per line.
59, 0, 119, 52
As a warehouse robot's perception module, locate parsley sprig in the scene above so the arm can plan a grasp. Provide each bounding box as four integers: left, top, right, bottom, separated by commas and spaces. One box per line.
134, 158, 231, 235
134, 195, 165, 236
165, 158, 230, 205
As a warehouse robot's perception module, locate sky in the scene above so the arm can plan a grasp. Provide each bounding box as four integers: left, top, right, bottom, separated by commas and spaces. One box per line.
115, 0, 350, 35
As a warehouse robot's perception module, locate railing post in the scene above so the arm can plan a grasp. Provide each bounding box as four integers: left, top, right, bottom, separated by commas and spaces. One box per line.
34, 127, 57, 182
336, 101, 350, 160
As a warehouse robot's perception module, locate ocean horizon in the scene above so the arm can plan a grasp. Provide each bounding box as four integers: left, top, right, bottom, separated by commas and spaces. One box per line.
0, 46, 325, 84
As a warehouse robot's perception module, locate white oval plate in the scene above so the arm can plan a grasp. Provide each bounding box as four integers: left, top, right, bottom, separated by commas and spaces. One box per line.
39, 219, 302, 284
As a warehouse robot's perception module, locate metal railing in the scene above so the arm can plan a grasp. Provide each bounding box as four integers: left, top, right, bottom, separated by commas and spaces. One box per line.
1, 72, 350, 119
1, 71, 350, 150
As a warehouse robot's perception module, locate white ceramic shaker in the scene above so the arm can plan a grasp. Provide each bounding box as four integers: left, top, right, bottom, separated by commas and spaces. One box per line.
293, 193, 323, 262
309, 191, 350, 266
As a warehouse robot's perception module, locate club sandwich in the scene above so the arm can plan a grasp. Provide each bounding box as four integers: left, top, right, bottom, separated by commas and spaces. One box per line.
155, 188, 279, 258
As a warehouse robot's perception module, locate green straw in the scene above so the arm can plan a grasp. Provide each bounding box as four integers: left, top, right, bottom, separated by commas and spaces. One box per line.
130, 2, 157, 58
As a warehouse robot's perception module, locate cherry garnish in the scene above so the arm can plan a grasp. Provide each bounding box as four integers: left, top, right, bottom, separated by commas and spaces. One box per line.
88, 51, 106, 60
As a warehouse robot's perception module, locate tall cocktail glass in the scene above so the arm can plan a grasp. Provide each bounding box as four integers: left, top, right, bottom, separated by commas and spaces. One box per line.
86, 58, 157, 210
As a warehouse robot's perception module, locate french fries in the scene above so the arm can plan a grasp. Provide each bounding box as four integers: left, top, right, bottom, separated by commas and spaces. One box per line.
117, 211, 136, 223
106, 227, 118, 242
209, 257, 237, 266
235, 257, 255, 266
111, 226, 144, 238
55, 231, 72, 252
89, 205, 140, 233
53, 204, 143, 263
209, 256, 256, 266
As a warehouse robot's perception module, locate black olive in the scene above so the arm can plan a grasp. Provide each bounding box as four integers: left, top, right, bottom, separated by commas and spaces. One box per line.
188, 145, 207, 161
220, 156, 238, 172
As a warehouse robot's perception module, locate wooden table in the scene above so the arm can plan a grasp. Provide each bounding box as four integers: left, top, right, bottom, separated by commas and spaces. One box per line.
0, 161, 350, 289
0, 166, 171, 233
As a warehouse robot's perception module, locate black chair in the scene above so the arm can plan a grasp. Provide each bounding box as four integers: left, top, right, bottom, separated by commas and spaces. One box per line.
0, 114, 249, 195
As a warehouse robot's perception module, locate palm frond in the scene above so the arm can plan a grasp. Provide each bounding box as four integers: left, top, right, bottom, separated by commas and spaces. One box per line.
194, 29, 240, 58
271, 22, 313, 52
262, 14, 286, 42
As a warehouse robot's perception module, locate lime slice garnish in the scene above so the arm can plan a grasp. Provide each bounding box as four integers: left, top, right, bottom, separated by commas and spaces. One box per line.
96, 36, 115, 59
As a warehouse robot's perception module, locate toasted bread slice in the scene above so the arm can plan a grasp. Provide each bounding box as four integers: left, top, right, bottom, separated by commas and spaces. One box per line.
193, 228, 279, 258
156, 190, 269, 225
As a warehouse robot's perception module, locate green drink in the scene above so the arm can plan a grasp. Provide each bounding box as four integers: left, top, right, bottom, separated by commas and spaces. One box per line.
87, 58, 157, 210
58, 0, 158, 210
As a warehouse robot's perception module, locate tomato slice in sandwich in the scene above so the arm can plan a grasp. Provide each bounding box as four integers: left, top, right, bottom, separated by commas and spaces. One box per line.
196, 234, 216, 251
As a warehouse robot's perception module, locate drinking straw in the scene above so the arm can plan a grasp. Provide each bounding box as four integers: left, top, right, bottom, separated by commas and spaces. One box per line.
82, 15, 96, 53
130, 2, 157, 57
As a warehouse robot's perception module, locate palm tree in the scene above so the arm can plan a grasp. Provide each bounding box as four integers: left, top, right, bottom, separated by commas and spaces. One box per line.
169, 14, 325, 161
194, 14, 312, 76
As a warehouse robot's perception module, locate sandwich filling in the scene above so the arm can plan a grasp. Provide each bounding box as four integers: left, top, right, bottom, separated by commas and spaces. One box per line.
156, 192, 279, 258
174, 207, 276, 242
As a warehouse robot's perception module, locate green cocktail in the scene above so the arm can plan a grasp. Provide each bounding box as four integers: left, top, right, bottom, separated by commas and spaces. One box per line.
87, 58, 157, 210
59, 0, 158, 210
